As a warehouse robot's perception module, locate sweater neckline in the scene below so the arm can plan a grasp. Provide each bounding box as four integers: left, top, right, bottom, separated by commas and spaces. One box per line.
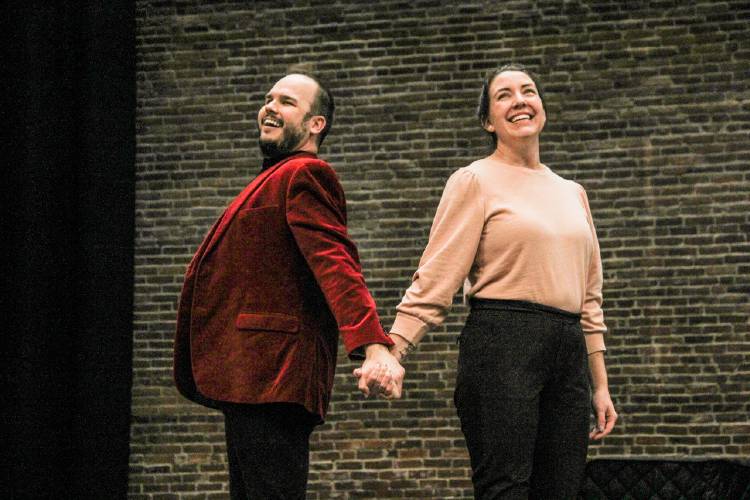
483, 156, 551, 175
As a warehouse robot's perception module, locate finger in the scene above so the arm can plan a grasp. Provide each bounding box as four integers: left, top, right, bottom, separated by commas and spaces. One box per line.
380, 380, 394, 398
378, 364, 390, 379
609, 407, 618, 423
391, 367, 405, 385
603, 409, 618, 435
362, 363, 379, 380
593, 429, 607, 440
589, 427, 604, 441
374, 365, 394, 398
389, 368, 403, 399
366, 364, 385, 393
379, 380, 396, 399
357, 372, 370, 397
590, 412, 617, 440
379, 368, 393, 391
390, 380, 402, 399
369, 363, 385, 383
596, 408, 606, 434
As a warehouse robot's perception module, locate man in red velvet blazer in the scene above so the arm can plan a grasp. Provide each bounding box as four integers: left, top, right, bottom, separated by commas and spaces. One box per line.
174, 73, 404, 499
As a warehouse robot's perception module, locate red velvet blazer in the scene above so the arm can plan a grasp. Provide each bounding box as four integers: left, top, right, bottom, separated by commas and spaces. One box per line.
174, 153, 392, 419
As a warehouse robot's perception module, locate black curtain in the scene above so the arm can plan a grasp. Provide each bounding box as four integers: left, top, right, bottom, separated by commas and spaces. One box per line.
4, 2, 135, 498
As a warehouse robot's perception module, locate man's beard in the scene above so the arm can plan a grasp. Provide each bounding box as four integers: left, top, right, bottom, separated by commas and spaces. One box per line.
258, 120, 307, 159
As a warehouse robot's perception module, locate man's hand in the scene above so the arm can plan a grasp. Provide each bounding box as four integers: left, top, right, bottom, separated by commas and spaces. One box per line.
352, 343, 405, 399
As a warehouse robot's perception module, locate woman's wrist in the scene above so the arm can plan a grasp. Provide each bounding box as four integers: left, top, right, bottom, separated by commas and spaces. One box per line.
587, 350, 610, 393
388, 332, 415, 360
592, 385, 610, 396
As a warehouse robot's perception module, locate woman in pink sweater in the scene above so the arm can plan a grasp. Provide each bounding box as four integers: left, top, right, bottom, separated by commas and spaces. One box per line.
388, 64, 617, 499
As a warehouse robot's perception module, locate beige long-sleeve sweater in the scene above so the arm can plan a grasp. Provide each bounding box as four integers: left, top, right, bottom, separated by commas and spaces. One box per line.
391, 158, 607, 354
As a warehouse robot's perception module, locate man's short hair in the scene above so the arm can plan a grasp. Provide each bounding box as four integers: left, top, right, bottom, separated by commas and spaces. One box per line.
290, 71, 335, 146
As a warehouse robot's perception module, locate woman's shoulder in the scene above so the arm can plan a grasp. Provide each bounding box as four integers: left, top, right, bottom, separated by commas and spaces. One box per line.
447, 161, 484, 184
540, 165, 586, 191
439, 163, 485, 199
464, 157, 493, 174
546, 169, 592, 207
451, 158, 497, 185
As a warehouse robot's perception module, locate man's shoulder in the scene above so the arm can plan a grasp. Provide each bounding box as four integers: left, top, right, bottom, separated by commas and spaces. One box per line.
278, 153, 332, 173
275, 154, 340, 185
268, 155, 345, 202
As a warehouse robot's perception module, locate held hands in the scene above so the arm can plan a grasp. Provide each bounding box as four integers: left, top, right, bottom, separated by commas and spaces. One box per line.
352, 343, 405, 399
589, 388, 617, 440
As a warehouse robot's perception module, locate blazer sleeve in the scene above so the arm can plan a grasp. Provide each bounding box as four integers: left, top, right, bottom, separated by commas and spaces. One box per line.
285, 160, 393, 356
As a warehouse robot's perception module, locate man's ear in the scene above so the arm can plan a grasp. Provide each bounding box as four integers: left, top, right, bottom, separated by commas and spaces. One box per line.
308, 115, 326, 136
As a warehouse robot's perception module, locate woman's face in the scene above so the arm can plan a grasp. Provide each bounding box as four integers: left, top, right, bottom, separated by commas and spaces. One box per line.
483, 70, 546, 144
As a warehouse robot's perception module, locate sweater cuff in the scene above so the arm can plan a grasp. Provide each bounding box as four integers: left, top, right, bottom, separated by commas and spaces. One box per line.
390, 313, 431, 346
584, 332, 606, 354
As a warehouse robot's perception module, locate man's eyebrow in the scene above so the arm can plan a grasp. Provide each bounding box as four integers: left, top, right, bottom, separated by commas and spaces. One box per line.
265, 92, 297, 103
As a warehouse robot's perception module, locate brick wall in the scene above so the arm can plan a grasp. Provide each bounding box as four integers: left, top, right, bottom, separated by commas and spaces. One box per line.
130, 1, 750, 497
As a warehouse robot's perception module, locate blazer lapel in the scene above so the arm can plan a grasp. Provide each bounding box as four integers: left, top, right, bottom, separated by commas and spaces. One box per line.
198, 152, 314, 262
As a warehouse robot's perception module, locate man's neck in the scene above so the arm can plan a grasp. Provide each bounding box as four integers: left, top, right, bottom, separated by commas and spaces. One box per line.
261, 150, 311, 171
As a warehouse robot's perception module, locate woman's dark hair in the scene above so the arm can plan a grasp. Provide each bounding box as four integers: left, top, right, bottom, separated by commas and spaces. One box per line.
476, 63, 545, 148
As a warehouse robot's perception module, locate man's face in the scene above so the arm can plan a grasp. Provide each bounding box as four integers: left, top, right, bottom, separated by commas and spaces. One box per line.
257, 74, 320, 158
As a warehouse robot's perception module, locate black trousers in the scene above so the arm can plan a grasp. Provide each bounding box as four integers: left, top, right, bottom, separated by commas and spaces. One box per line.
455, 299, 591, 500
222, 403, 318, 500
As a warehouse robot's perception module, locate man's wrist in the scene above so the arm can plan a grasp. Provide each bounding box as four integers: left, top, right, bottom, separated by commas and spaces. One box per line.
364, 342, 390, 357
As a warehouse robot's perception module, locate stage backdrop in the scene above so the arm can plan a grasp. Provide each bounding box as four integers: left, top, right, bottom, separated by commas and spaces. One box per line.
5, 3, 135, 499
130, 1, 749, 498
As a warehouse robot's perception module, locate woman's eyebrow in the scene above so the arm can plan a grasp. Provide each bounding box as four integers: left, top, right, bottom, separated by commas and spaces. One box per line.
494, 83, 535, 95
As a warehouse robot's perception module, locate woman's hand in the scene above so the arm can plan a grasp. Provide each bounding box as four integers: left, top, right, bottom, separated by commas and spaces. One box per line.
590, 388, 617, 440
588, 350, 617, 440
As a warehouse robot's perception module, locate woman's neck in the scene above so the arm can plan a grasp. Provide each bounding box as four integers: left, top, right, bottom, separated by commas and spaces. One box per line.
490, 141, 541, 169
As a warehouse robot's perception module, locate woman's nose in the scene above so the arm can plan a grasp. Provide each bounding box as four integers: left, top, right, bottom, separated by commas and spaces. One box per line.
511, 91, 526, 108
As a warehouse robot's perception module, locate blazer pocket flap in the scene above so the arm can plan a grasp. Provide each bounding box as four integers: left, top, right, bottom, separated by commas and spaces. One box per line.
235, 313, 299, 333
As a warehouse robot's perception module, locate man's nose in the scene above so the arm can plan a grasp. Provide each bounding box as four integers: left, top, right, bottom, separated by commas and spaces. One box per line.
264, 99, 278, 114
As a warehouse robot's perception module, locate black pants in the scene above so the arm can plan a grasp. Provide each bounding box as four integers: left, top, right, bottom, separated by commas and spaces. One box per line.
455, 299, 591, 500
222, 403, 318, 500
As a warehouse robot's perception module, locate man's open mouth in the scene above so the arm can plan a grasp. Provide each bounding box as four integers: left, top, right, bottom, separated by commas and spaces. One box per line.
262, 117, 282, 127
